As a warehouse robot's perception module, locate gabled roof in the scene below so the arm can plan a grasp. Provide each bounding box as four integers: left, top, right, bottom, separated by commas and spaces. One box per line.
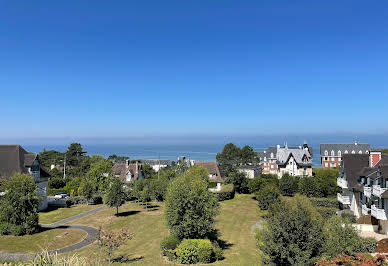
341, 154, 369, 189
277, 146, 313, 167
320, 143, 370, 156
113, 162, 142, 181
195, 161, 223, 182
257, 147, 277, 160
0, 145, 51, 179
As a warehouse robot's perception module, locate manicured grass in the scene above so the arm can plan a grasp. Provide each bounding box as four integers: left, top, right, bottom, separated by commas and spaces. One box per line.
39, 204, 102, 224
0, 228, 87, 254
66, 194, 261, 265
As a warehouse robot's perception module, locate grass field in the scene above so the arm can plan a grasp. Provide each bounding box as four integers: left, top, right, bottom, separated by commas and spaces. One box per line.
0, 228, 87, 254
39, 204, 102, 224
65, 194, 261, 265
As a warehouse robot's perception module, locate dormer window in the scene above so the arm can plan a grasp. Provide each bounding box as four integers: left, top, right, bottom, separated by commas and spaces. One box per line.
324, 150, 328, 156
270, 153, 274, 158
345, 150, 348, 154
338, 151, 341, 156
359, 150, 362, 154
331, 150, 335, 156
352, 150, 355, 154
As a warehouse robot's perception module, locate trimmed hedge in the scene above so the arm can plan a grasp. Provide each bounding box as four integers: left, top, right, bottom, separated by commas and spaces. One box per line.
214, 184, 235, 201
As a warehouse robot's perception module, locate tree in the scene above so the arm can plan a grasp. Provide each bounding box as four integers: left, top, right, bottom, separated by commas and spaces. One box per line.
165, 172, 219, 239
261, 195, 324, 265
85, 159, 113, 192
186, 166, 210, 184
38, 149, 64, 169
48, 177, 66, 189
313, 168, 340, 197
225, 171, 249, 193
298, 177, 322, 197
247, 177, 266, 193
107, 154, 130, 163
240, 145, 259, 165
255, 184, 281, 210
97, 228, 133, 263
279, 174, 299, 196
65, 143, 88, 177
80, 180, 94, 204
216, 143, 241, 176
0, 174, 39, 235
104, 178, 126, 215
142, 164, 156, 179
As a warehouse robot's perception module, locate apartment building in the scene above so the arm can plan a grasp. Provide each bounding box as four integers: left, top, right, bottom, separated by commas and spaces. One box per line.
321, 142, 370, 168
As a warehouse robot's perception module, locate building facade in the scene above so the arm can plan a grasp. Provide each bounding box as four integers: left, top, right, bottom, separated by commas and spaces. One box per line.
320, 142, 370, 168
113, 160, 144, 182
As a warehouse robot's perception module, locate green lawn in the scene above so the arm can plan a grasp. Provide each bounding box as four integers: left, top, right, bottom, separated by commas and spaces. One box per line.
39, 204, 102, 224
0, 228, 87, 254
66, 194, 261, 265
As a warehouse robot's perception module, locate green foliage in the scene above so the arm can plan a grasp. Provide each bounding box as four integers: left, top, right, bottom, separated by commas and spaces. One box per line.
165, 171, 219, 239
175, 239, 213, 264
79, 180, 94, 204
27, 250, 88, 266
240, 145, 259, 165
49, 168, 63, 179
225, 171, 249, 194
142, 164, 156, 179
148, 176, 169, 201
298, 177, 322, 197
0, 173, 39, 235
64, 177, 82, 196
216, 143, 242, 176
255, 184, 281, 210
48, 177, 65, 189
279, 174, 299, 196
316, 207, 338, 220
382, 149, 388, 155
247, 177, 265, 193
313, 168, 340, 197
186, 166, 211, 184
214, 183, 235, 201
107, 154, 130, 163
85, 159, 113, 192
38, 149, 64, 169
104, 177, 126, 215
48, 187, 69, 196
262, 195, 324, 266
132, 180, 145, 200
322, 216, 376, 257
340, 212, 357, 223
160, 235, 181, 255
310, 197, 339, 208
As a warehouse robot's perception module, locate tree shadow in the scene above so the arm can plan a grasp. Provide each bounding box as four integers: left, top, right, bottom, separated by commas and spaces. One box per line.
112, 255, 144, 263
207, 229, 234, 251
115, 210, 141, 217
39, 225, 70, 232
40, 205, 61, 213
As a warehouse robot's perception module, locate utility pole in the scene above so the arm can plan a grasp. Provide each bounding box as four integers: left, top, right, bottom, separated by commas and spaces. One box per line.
158, 153, 160, 180
63, 153, 66, 179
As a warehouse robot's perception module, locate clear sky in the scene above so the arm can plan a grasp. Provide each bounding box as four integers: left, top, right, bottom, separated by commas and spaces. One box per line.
1, 0, 388, 141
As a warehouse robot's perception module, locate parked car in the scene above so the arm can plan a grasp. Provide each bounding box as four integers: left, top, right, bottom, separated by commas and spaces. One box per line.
54, 192, 69, 199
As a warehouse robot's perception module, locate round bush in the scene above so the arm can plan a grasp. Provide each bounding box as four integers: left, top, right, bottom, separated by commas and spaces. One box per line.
255, 184, 281, 210
161, 234, 180, 255
197, 239, 213, 263
175, 239, 214, 264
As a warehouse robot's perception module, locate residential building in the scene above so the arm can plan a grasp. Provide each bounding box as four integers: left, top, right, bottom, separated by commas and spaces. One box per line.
0, 145, 51, 211
257, 147, 278, 175
113, 160, 143, 182
139, 159, 171, 172
237, 165, 262, 179
337, 151, 388, 235
195, 161, 224, 191
276, 143, 313, 177
320, 142, 370, 168
178, 156, 195, 167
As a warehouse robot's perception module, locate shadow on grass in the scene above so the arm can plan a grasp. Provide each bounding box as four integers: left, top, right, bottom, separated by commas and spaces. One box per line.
39, 205, 62, 213
207, 229, 234, 251
115, 210, 141, 217
112, 255, 144, 263
38, 225, 70, 232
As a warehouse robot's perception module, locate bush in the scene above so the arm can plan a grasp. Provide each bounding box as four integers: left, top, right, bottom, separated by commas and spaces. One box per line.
66, 196, 88, 205
340, 212, 357, 223
161, 235, 180, 255
91, 194, 103, 205
279, 174, 299, 196
316, 207, 337, 220
25, 212, 39, 235
310, 197, 338, 208
9, 224, 25, 236
255, 184, 281, 210
298, 177, 322, 197
247, 177, 265, 193
225, 171, 249, 194
0, 222, 8, 235
48, 177, 66, 189
214, 184, 235, 201
48, 187, 68, 196
213, 247, 223, 261
175, 239, 213, 264
357, 237, 377, 253
262, 195, 324, 265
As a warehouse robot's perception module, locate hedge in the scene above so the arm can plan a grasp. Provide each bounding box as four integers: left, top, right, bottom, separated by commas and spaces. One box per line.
214, 184, 235, 201
310, 197, 338, 208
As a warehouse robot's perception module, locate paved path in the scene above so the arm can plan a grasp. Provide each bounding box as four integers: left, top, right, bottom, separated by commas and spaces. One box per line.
0, 205, 107, 261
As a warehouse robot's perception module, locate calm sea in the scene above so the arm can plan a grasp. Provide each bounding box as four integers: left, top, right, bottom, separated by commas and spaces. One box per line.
24, 135, 388, 168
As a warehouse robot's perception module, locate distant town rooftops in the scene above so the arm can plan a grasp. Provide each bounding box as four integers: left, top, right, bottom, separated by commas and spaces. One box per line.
139, 159, 170, 166
320, 142, 370, 156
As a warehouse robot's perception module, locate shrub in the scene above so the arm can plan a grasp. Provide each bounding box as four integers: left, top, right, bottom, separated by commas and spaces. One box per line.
356, 237, 377, 253
316, 207, 337, 220
298, 177, 322, 197
225, 171, 249, 194
214, 184, 235, 201
66, 196, 87, 205
48, 187, 68, 196
340, 212, 357, 223
262, 195, 324, 265
279, 174, 299, 196
28, 250, 89, 266
213, 247, 223, 261
247, 177, 265, 193
175, 239, 213, 264
310, 197, 338, 208
9, 224, 25, 236
161, 235, 180, 255
48, 177, 66, 189
0, 222, 8, 235
255, 184, 281, 210
91, 194, 103, 205
165, 171, 219, 239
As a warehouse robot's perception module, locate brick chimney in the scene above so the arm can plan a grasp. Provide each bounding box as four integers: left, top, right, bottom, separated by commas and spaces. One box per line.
370, 150, 382, 167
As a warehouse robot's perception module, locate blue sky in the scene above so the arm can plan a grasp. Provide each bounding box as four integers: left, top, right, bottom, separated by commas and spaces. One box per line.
1, 0, 388, 142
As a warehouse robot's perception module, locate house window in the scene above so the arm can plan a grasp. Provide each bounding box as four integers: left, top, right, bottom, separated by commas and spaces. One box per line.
338, 151, 341, 156
359, 150, 362, 154
331, 150, 335, 156
325, 150, 328, 156
352, 150, 355, 154
325, 163, 328, 167
331, 157, 335, 162
345, 150, 348, 154
324, 157, 328, 161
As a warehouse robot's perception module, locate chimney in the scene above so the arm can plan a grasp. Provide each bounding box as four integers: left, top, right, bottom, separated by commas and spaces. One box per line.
370, 150, 382, 168
126, 159, 130, 168
277, 144, 280, 151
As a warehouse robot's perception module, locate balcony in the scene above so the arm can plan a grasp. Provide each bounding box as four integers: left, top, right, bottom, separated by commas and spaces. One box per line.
372, 185, 388, 198
364, 187, 372, 198
337, 178, 348, 189
362, 204, 371, 215
371, 205, 388, 220
337, 193, 351, 205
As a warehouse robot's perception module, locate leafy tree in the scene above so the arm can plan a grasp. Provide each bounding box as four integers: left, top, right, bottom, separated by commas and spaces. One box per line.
38, 149, 64, 169
225, 171, 249, 193
104, 177, 126, 215
165, 171, 219, 239
186, 166, 210, 184
66, 143, 87, 167
132, 180, 145, 202
298, 177, 322, 197
148, 176, 169, 201
140, 186, 152, 209
80, 180, 94, 204
279, 174, 299, 196
48, 177, 66, 189
85, 159, 113, 192
65, 177, 82, 196
261, 195, 324, 265
216, 143, 241, 176
255, 184, 281, 210
49, 167, 63, 179
142, 164, 156, 179
313, 168, 340, 197
247, 177, 266, 193
240, 145, 259, 165
0, 174, 39, 235
107, 154, 130, 163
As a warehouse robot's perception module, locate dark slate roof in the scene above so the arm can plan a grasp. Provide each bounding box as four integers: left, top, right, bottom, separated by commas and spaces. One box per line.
341, 154, 369, 189
320, 143, 370, 156
358, 155, 388, 179
257, 146, 277, 160
0, 145, 51, 179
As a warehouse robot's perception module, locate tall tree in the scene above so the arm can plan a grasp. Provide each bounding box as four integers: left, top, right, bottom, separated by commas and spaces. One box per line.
240, 145, 259, 165
104, 177, 126, 215
86, 159, 113, 192
216, 143, 241, 176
